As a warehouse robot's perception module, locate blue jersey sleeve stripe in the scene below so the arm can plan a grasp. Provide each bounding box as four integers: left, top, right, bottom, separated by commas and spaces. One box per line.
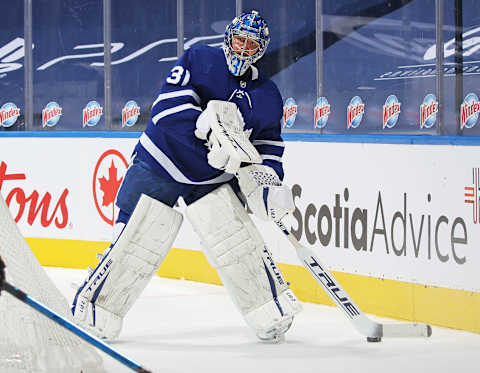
152, 89, 201, 108
255, 144, 284, 157
152, 103, 202, 124
262, 159, 284, 181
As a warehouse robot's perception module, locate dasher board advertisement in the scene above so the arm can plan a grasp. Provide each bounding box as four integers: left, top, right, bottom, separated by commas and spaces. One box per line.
1, 137, 479, 292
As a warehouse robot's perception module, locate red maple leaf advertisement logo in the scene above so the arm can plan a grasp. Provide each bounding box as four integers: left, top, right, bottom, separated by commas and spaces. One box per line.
98, 160, 123, 207
93, 149, 128, 226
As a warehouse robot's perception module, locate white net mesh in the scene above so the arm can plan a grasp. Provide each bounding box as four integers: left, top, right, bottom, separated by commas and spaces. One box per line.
0, 196, 104, 373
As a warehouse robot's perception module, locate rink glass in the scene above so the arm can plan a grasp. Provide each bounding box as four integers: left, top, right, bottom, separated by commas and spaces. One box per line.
0, 0, 479, 137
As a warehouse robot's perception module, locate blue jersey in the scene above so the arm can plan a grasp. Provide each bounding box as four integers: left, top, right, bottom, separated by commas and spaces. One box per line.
134, 45, 285, 185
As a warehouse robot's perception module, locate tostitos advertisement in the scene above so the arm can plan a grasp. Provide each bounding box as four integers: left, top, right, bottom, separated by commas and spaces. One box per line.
1, 136, 480, 294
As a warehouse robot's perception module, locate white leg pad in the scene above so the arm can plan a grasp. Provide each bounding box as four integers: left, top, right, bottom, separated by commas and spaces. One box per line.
186, 184, 302, 341
73, 298, 123, 340
245, 289, 300, 342
72, 194, 183, 339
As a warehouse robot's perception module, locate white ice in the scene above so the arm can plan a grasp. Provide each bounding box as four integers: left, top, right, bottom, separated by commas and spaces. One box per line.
46, 267, 480, 373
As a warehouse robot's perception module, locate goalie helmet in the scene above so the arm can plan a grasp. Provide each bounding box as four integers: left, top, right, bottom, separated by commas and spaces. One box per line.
223, 10, 270, 77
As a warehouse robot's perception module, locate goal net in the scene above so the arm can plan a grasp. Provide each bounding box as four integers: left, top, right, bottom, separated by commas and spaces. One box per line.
0, 195, 104, 373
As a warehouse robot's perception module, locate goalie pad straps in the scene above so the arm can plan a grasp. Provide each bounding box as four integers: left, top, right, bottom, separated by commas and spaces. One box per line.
72, 194, 183, 339
185, 184, 302, 340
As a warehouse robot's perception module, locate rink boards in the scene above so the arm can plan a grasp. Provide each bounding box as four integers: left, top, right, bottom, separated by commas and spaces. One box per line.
0, 135, 479, 333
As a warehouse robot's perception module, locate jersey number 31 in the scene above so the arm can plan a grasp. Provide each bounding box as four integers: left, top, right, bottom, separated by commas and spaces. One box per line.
166, 66, 191, 86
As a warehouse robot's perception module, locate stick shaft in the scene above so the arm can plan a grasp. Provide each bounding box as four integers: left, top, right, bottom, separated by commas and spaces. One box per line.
2, 281, 152, 373
275, 220, 431, 338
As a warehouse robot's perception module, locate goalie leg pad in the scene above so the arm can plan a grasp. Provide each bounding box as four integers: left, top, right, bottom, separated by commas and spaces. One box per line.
185, 184, 302, 341
72, 194, 183, 339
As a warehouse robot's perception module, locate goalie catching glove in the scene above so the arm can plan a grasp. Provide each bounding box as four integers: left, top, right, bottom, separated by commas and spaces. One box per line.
195, 100, 262, 174
237, 164, 295, 222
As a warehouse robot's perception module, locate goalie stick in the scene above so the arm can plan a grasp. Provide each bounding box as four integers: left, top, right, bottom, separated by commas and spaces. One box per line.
1, 280, 153, 373
274, 219, 432, 341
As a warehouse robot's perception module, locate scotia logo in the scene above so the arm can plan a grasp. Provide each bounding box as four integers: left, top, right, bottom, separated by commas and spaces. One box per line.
82, 101, 103, 128
42, 101, 62, 128
0, 102, 20, 128
460, 93, 480, 130
420, 94, 438, 129
383, 95, 401, 129
347, 96, 364, 129
283, 97, 298, 128
122, 100, 140, 127
314, 97, 330, 129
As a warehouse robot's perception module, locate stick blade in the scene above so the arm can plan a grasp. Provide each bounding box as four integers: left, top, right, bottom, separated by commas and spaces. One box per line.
382, 323, 432, 338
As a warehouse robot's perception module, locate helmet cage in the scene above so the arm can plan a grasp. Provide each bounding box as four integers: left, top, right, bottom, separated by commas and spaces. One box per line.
223, 11, 270, 76
227, 29, 265, 64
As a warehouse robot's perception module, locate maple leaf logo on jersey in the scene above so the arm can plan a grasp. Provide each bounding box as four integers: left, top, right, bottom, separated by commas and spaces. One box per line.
92, 150, 129, 226
98, 160, 123, 207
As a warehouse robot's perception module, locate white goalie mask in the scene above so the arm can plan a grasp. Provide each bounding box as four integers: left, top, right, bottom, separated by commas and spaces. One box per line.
223, 10, 270, 77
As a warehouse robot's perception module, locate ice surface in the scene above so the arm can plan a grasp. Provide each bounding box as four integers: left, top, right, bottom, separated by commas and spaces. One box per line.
46, 267, 480, 373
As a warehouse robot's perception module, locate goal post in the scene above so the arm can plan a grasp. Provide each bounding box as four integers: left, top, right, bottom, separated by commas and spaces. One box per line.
0, 195, 105, 373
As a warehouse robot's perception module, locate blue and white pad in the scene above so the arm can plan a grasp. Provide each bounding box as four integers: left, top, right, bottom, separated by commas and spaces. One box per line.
71, 194, 183, 339
185, 184, 302, 342
237, 164, 295, 222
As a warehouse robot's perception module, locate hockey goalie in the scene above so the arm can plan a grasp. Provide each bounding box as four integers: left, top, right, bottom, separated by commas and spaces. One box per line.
71, 10, 302, 343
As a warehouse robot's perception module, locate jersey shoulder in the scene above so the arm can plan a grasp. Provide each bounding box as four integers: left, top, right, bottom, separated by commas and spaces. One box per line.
184, 45, 224, 68
255, 70, 283, 114
188, 44, 223, 57
257, 70, 281, 94
183, 45, 227, 83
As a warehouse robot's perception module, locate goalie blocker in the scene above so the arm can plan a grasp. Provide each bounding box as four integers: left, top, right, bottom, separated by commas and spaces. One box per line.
186, 184, 302, 342
195, 100, 262, 174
